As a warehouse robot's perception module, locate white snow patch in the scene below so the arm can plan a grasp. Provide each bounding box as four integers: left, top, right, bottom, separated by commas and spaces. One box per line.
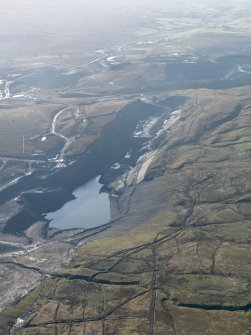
12, 94, 25, 98
107, 56, 117, 62
238, 65, 251, 73
140, 96, 152, 104
184, 60, 196, 63
14, 318, 25, 328
96, 49, 106, 54
55, 159, 66, 168
158, 109, 182, 134
63, 69, 78, 75
133, 131, 143, 137
133, 117, 159, 138
111, 163, 121, 170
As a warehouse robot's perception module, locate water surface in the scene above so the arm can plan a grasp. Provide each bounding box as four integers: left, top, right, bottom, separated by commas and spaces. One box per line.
46, 176, 110, 229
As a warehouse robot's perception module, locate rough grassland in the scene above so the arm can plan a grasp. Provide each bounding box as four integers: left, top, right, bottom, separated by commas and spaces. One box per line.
1, 87, 250, 335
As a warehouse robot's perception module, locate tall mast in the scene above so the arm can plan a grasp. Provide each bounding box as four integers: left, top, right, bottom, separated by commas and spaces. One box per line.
22, 135, 25, 154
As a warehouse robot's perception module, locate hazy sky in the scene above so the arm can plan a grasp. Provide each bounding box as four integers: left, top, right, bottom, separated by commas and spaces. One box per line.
0, 0, 145, 61
0, 0, 229, 36
0, 0, 250, 64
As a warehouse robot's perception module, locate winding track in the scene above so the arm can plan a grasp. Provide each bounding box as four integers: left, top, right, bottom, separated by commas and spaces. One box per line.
48, 105, 83, 166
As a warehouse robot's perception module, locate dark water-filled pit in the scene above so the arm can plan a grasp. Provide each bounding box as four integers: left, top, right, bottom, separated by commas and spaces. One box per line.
46, 176, 110, 229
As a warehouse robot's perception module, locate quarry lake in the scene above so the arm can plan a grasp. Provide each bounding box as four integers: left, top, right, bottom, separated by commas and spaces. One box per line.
46, 176, 110, 229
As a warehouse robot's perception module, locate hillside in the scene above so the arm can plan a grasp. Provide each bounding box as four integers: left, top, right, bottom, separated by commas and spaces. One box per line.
1, 87, 250, 334
0, 1, 250, 334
